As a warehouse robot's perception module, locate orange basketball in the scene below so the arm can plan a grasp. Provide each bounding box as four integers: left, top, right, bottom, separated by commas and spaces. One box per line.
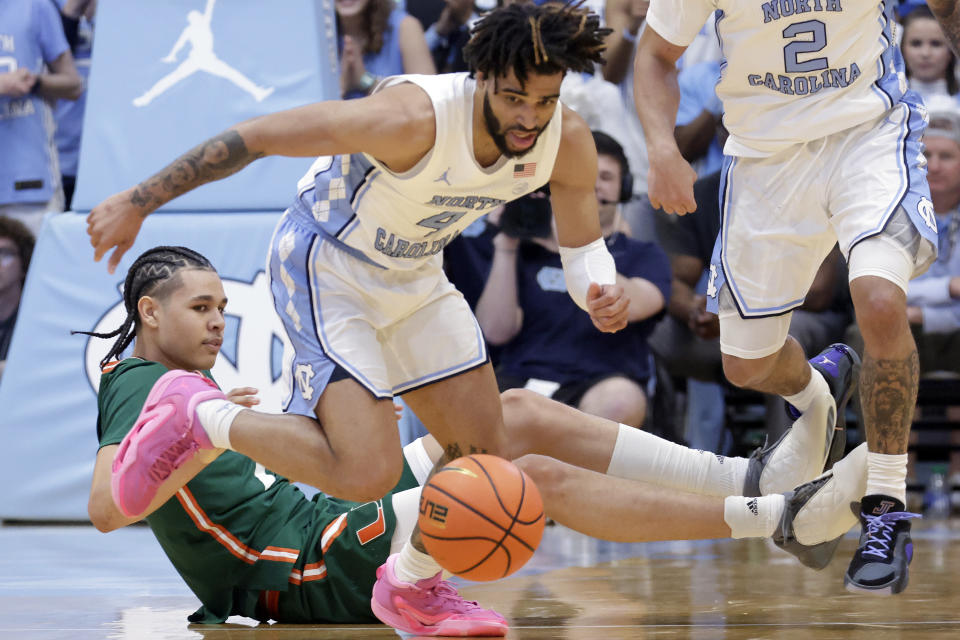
418, 454, 545, 582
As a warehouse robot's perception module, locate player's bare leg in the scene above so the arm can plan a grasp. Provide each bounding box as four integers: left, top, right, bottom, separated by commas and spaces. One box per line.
844, 275, 921, 595
371, 362, 510, 637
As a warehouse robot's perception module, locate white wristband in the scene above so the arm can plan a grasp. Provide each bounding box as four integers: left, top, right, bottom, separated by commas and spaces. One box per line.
558, 237, 617, 311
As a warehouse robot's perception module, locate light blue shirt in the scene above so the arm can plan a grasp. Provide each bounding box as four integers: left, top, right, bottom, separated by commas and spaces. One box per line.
908, 209, 960, 334
676, 61, 723, 177
0, 0, 70, 205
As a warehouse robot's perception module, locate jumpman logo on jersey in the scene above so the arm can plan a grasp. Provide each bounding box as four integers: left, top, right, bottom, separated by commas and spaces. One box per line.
434, 167, 452, 186
133, 0, 274, 107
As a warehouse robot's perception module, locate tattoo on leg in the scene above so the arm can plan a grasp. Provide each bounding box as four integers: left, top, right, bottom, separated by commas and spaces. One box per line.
860, 350, 919, 454
129, 130, 263, 212
411, 442, 490, 554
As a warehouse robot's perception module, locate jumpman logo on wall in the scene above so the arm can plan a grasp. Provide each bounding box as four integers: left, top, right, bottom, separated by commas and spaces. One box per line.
132, 0, 275, 107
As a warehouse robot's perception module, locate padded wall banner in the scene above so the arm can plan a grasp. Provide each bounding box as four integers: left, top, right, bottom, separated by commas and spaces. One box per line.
72, 0, 339, 212
0, 213, 291, 520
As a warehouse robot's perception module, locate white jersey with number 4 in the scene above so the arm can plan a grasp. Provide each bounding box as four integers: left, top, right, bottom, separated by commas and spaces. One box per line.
289, 73, 563, 271
646, 0, 910, 157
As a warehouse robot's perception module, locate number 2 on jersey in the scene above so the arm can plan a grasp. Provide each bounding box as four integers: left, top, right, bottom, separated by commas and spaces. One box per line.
783, 20, 828, 73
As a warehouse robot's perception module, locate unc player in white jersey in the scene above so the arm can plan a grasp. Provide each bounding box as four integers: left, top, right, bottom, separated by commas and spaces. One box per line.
86, 3, 631, 635
633, 0, 944, 595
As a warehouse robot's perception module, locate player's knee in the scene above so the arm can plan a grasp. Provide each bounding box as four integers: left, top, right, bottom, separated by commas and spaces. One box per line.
513, 454, 570, 499
337, 458, 403, 502
853, 283, 909, 347
722, 353, 773, 389
500, 388, 548, 458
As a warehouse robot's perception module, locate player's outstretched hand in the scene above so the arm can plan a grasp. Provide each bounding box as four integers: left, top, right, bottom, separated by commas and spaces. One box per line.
226, 387, 260, 408
586, 282, 629, 333
87, 189, 148, 274
647, 150, 697, 215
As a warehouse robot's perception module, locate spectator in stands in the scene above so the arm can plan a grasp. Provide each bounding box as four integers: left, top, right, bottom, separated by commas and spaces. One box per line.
0, 217, 35, 381
337, 0, 436, 99
474, 132, 671, 428
901, 6, 958, 105
886, 99, 960, 374
54, 0, 96, 211
0, 0, 84, 235
422, 0, 474, 73
674, 60, 723, 178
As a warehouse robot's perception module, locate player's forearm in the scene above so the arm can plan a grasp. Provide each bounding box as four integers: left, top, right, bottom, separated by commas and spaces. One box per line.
633, 45, 683, 160
128, 130, 264, 212
930, 0, 960, 56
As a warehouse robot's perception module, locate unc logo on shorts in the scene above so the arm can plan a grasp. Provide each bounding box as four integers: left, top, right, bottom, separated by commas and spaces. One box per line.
83, 272, 293, 412
917, 197, 938, 233
706, 264, 719, 298
295, 363, 315, 401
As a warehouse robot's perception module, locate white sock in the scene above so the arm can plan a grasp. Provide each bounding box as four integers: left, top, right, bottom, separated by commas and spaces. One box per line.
393, 540, 443, 584
782, 365, 830, 415
866, 452, 908, 504
723, 494, 785, 539
606, 423, 749, 497
194, 398, 245, 450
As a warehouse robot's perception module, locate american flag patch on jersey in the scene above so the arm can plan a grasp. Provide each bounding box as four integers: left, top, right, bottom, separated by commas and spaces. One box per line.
513, 162, 536, 178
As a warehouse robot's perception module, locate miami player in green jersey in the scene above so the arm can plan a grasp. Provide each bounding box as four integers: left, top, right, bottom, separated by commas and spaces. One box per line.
83, 244, 880, 634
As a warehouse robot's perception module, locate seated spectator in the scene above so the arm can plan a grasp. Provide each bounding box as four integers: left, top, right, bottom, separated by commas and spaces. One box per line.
900, 6, 958, 105
337, 0, 436, 99
0, 0, 84, 235
0, 216, 36, 381
474, 132, 671, 428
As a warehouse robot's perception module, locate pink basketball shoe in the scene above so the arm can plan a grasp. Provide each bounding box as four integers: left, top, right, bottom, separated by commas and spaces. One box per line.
111, 370, 225, 517
370, 554, 508, 637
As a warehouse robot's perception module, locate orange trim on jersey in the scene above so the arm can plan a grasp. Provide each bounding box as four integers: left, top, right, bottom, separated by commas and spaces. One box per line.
320, 513, 348, 553
288, 561, 328, 585
100, 360, 122, 373
356, 500, 386, 545
175, 487, 301, 566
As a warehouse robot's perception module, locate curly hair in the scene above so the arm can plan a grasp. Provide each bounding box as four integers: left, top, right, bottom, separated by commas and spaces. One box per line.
72, 246, 216, 368
337, 0, 394, 54
0, 216, 36, 285
463, 1, 610, 82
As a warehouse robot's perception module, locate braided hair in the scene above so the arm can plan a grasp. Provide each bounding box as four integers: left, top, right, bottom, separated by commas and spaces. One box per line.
462, 1, 610, 84
73, 246, 215, 368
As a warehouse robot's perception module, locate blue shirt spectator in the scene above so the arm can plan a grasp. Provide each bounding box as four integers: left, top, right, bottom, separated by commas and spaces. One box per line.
0, 0, 82, 234
675, 60, 723, 177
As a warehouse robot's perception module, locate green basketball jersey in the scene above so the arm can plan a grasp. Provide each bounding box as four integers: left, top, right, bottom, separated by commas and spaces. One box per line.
97, 358, 419, 623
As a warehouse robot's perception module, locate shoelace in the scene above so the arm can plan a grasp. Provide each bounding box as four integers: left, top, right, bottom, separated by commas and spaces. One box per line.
861, 511, 921, 560
428, 580, 483, 612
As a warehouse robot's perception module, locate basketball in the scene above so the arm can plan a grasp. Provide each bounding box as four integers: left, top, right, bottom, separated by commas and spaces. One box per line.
418, 454, 545, 582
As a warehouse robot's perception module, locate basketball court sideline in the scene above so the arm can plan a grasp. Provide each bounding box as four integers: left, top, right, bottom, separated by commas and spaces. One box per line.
2, 518, 959, 639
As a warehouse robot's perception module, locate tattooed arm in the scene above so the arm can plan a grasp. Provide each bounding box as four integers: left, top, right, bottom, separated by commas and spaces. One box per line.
86, 82, 437, 273
929, 0, 960, 56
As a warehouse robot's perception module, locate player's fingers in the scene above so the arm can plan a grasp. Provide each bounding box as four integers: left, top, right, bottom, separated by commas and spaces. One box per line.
107, 242, 131, 274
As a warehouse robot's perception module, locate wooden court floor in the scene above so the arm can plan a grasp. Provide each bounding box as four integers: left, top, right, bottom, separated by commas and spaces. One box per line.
2, 519, 959, 639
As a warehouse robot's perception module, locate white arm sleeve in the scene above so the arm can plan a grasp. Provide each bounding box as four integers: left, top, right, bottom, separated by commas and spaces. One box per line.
558, 238, 617, 311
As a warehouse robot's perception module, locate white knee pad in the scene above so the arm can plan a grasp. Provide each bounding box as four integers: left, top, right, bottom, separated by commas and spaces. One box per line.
847, 235, 914, 295
718, 286, 793, 359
